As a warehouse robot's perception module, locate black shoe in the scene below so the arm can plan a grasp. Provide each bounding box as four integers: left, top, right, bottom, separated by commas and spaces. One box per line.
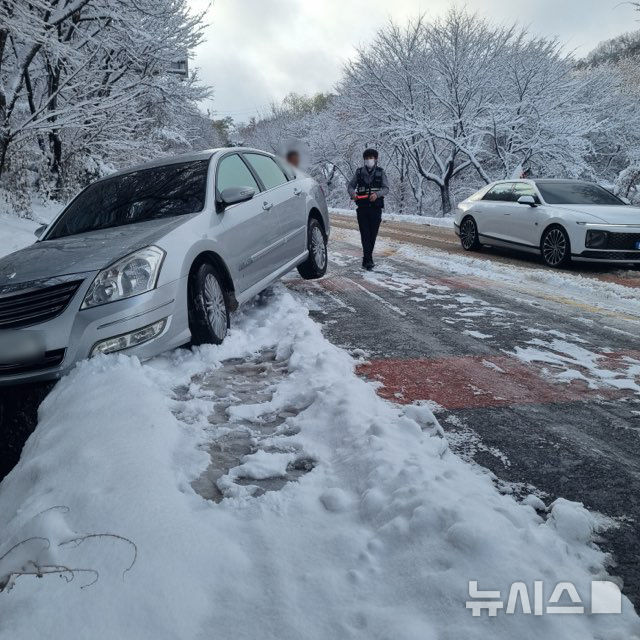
365, 260, 374, 271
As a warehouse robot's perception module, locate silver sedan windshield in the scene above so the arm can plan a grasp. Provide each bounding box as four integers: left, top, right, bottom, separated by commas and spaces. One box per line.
47, 160, 210, 240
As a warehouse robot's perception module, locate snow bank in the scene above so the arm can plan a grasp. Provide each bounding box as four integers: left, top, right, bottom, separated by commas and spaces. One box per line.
0, 201, 61, 259
392, 242, 640, 318
0, 289, 638, 639
0, 214, 40, 259
331, 207, 455, 228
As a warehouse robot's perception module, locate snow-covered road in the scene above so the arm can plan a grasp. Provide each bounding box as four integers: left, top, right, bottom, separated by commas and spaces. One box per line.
1, 215, 640, 638
290, 220, 640, 613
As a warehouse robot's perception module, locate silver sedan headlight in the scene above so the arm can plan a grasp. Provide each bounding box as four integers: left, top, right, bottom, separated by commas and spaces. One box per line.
82, 246, 165, 309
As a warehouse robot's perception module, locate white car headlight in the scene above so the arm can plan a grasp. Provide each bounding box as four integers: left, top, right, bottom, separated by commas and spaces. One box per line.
82, 246, 165, 309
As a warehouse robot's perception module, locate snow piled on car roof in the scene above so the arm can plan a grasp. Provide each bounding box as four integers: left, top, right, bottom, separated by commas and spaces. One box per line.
0, 288, 638, 639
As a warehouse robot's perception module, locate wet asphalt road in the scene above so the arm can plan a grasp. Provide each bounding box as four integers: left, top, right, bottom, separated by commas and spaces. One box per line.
287, 216, 640, 610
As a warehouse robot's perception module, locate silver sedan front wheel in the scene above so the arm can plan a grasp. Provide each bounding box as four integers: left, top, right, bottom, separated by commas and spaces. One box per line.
189, 263, 230, 345
203, 273, 228, 341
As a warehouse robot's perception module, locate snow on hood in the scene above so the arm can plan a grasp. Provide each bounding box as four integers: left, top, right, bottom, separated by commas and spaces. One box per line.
0, 289, 638, 638
553, 204, 640, 225
0, 216, 190, 286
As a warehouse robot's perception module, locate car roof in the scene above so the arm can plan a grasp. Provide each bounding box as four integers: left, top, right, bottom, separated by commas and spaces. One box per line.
490, 178, 596, 185
533, 179, 597, 184
100, 147, 276, 181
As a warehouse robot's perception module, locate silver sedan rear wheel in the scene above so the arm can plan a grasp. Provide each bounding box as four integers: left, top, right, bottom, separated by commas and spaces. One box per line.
311, 225, 327, 271
297, 217, 328, 280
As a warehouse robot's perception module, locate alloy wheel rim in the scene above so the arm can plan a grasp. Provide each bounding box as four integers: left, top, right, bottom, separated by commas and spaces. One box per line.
543, 229, 567, 266
311, 226, 326, 269
203, 274, 227, 338
460, 219, 476, 249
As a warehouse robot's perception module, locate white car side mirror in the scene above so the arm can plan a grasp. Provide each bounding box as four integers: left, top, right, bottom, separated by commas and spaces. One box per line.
517, 195, 537, 207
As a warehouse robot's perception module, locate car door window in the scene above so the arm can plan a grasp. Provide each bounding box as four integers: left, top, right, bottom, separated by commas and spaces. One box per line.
483, 183, 517, 202
216, 154, 260, 196
513, 182, 540, 204
277, 157, 296, 181
244, 153, 288, 191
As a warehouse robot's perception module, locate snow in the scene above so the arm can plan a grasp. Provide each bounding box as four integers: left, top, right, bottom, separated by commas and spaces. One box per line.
331, 207, 455, 228
0, 214, 39, 259
0, 200, 61, 259
0, 288, 638, 639
511, 337, 640, 395
333, 226, 640, 319
464, 329, 493, 340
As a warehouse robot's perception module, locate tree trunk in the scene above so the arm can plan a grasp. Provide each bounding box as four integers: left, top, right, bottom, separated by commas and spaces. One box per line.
440, 183, 452, 215
398, 155, 406, 215
48, 130, 63, 195
0, 134, 10, 180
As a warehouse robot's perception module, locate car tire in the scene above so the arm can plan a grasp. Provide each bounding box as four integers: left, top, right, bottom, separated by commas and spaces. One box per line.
541, 225, 571, 268
188, 263, 230, 346
460, 216, 481, 251
297, 217, 327, 280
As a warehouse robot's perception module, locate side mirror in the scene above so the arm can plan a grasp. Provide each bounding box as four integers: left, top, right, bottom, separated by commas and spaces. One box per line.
620, 196, 631, 205
518, 195, 537, 207
219, 186, 256, 210
34, 224, 47, 239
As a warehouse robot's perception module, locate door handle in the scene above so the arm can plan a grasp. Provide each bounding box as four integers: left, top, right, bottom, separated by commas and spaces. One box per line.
293, 188, 303, 196
263, 201, 273, 211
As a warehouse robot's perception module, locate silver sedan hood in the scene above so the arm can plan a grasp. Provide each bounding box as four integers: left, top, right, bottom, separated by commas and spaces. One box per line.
0, 216, 192, 287
553, 205, 640, 225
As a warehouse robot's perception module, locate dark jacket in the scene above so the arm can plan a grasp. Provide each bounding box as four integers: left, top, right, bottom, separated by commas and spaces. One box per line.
348, 165, 389, 210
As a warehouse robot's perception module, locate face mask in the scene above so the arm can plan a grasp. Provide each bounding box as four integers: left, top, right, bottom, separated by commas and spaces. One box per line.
364, 159, 376, 169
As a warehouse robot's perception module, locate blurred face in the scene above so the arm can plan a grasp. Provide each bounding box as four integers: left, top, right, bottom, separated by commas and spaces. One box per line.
286, 152, 300, 167
364, 157, 376, 169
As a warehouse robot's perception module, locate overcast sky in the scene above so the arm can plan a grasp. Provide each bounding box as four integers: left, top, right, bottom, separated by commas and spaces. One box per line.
188, 0, 638, 122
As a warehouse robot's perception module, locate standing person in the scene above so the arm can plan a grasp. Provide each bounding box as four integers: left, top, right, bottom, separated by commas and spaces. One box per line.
347, 148, 389, 270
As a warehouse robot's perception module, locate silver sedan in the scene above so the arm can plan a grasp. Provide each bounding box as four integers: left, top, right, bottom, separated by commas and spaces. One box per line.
0, 148, 329, 385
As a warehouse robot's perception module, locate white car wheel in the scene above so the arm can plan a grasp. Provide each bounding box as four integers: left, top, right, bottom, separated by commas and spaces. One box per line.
460, 217, 481, 251
541, 227, 571, 268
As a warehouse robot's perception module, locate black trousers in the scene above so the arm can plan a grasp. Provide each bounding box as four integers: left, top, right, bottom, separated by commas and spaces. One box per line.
357, 207, 382, 263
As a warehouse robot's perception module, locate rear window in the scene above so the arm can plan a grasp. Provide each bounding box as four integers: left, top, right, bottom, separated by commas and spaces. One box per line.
47, 160, 210, 239
467, 186, 490, 202
244, 153, 288, 190
483, 183, 517, 202
536, 182, 624, 206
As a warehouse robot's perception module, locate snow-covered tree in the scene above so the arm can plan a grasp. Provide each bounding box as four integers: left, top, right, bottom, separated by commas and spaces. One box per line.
0, 0, 211, 210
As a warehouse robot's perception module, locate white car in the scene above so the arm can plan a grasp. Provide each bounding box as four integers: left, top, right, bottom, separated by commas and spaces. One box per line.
453, 179, 640, 268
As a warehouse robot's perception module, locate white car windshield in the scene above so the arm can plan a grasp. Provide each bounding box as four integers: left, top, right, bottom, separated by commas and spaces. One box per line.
536, 181, 625, 206
46, 160, 210, 240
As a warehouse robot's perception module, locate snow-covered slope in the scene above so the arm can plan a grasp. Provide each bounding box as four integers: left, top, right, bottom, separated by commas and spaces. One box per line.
0, 214, 39, 259
331, 207, 455, 228
0, 201, 60, 259
0, 289, 637, 639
